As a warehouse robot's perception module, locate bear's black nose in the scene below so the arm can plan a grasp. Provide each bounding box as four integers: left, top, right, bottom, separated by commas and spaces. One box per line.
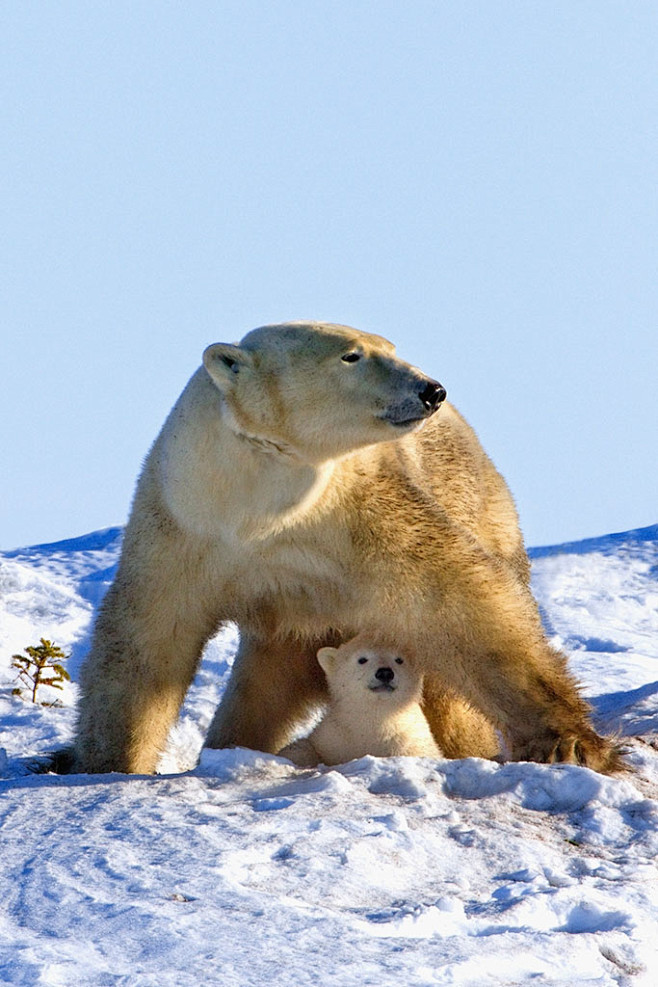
375, 667, 395, 684
419, 378, 447, 412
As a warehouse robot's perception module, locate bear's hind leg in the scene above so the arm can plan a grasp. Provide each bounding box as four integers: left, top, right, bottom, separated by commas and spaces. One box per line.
278, 737, 321, 768
205, 632, 330, 754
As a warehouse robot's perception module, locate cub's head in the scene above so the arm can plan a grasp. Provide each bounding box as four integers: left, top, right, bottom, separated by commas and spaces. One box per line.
317, 637, 423, 708
202, 321, 446, 463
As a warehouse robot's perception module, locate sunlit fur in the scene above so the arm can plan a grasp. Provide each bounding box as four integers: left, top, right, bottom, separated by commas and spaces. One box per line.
279, 637, 443, 766
74, 322, 621, 775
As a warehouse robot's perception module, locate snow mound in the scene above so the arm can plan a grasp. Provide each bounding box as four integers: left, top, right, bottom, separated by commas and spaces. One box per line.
0, 524, 657, 985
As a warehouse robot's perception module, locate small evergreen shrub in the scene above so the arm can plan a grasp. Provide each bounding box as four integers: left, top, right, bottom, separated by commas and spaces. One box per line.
11, 638, 71, 705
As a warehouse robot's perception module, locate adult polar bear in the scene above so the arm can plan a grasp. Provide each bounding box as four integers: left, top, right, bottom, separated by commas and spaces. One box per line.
74, 321, 619, 774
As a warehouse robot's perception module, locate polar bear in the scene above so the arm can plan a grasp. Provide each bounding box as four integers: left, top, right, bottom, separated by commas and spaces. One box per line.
73, 321, 620, 774
279, 638, 443, 766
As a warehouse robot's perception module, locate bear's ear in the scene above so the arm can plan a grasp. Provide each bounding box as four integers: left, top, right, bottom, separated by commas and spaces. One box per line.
317, 647, 338, 675
203, 343, 253, 384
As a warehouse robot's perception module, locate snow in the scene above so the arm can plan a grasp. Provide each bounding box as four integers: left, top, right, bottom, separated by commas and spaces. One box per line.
1, 525, 657, 986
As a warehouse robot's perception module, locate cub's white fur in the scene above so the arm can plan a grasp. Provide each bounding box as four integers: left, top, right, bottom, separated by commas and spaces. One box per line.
279, 637, 442, 766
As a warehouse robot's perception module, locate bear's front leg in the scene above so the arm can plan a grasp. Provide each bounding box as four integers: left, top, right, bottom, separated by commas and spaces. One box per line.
416, 569, 624, 774
420, 676, 500, 760
205, 632, 330, 754
74, 549, 220, 774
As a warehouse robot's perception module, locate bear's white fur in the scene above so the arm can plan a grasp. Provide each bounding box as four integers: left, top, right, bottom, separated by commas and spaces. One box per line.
73, 321, 620, 775
279, 637, 442, 766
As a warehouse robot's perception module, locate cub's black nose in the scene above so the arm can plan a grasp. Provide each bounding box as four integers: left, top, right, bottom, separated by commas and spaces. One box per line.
375, 667, 394, 684
419, 378, 447, 412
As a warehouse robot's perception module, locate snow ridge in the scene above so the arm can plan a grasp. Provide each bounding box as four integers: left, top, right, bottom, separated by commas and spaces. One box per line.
0, 525, 657, 985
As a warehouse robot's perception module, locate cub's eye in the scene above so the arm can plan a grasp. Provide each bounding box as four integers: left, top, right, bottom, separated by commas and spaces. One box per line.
341, 352, 361, 363
357, 656, 368, 665
395, 657, 404, 665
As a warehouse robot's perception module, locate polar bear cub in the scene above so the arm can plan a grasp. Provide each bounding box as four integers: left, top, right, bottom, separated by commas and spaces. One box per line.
279, 636, 442, 767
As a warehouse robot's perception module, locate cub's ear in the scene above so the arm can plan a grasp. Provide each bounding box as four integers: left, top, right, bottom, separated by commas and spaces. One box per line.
317, 647, 338, 675
203, 343, 253, 384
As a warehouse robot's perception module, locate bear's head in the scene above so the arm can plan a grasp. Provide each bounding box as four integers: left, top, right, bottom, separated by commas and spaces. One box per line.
202, 322, 446, 463
317, 637, 423, 709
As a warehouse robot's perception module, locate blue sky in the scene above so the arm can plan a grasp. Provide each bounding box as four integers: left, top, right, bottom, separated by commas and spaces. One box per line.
2, 1, 656, 550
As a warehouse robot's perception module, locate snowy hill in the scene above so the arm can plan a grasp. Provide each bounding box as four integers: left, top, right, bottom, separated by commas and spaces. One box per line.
0, 525, 657, 985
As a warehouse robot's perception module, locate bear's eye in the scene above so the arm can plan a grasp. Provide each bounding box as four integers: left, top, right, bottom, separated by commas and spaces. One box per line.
357, 656, 368, 664
341, 352, 362, 363
395, 657, 404, 665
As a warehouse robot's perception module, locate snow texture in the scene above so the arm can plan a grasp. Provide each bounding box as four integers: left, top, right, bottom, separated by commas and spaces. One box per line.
1, 524, 657, 986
